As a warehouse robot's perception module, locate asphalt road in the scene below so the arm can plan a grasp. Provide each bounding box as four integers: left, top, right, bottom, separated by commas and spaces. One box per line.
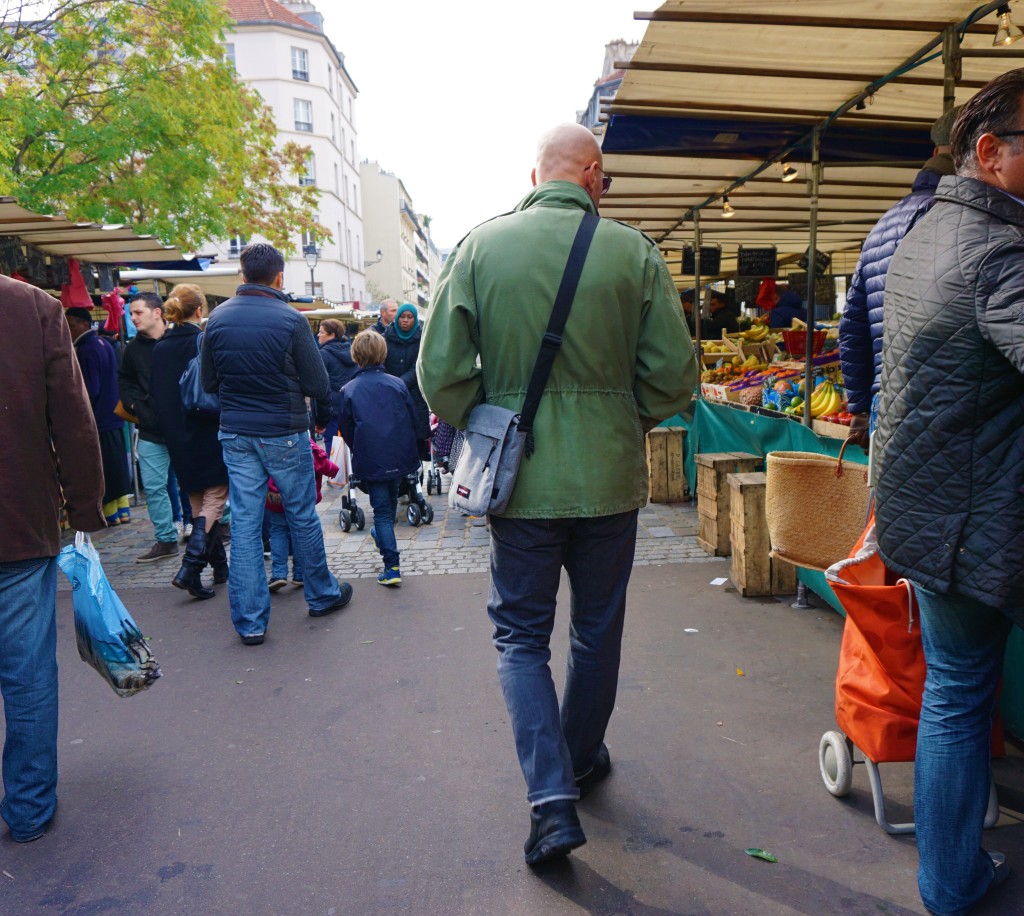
2, 561, 1022, 915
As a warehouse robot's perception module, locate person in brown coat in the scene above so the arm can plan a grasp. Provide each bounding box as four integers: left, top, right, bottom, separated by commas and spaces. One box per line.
0, 274, 106, 843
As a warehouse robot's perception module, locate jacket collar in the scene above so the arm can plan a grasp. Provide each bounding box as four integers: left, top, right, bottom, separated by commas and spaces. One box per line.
234, 283, 289, 303
933, 175, 1024, 228
73, 328, 97, 348
355, 364, 386, 377
514, 181, 599, 216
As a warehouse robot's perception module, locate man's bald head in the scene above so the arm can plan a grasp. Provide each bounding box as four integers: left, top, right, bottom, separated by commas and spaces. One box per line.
532, 124, 605, 206
381, 299, 398, 326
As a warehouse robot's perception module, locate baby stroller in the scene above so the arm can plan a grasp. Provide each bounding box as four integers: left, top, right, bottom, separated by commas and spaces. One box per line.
338, 477, 366, 533
341, 470, 434, 530
426, 417, 464, 497
819, 518, 1001, 834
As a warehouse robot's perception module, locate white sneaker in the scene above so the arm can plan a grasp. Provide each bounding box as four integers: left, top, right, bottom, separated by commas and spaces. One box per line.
174, 520, 185, 540
182, 522, 194, 539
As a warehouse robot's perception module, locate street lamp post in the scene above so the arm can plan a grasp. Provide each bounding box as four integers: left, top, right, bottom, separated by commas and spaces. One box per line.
303, 243, 320, 297
363, 249, 383, 268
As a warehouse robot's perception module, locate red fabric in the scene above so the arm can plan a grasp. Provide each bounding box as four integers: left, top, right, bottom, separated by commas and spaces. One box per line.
101, 289, 125, 333
60, 259, 93, 309
755, 278, 776, 310
831, 516, 1004, 763
10, 271, 27, 283
266, 440, 340, 513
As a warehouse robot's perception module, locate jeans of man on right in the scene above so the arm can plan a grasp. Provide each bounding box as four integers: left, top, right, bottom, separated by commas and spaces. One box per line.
913, 584, 1018, 915
487, 510, 638, 806
0, 556, 58, 842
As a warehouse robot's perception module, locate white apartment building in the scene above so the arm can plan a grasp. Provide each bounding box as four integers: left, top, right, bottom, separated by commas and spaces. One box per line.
215, 0, 366, 304
360, 162, 430, 309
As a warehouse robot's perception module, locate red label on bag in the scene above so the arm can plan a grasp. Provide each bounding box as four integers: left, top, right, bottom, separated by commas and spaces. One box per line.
457, 485, 471, 498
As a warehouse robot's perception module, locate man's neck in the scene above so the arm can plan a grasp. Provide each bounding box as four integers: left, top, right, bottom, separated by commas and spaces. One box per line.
142, 325, 166, 340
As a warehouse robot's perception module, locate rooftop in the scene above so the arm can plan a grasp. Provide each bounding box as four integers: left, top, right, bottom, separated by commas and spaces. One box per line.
225, 0, 320, 33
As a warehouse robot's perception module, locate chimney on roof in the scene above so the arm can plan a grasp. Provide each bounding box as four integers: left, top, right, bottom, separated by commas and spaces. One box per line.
279, 0, 323, 31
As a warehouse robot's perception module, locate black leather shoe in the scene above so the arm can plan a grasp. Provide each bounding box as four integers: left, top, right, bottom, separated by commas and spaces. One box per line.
308, 582, 353, 617
524, 799, 586, 865
575, 744, 611, 800
240, 632, 265, 646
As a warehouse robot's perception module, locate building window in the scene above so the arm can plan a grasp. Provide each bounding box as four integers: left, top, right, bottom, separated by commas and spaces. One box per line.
328, 65, 333, 95
330, 112, 335, 142
305, 281, 324, 297
350, 139, 355, 163
300, 154, 316, 187
228, 235, 247, 258
347, 229, 353, 265
225, 43, 235, 68
334, 163, 339, 195
340, 284, 346, 299
294, 99, 313, 132
291, 47, 309, 81
301, 229, 316, 249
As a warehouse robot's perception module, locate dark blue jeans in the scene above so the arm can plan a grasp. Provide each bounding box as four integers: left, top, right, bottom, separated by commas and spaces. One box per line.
0, 556, 58, 841
487, 510, 638, 805
914, 585, 1020, 915
366, 479, 400, 569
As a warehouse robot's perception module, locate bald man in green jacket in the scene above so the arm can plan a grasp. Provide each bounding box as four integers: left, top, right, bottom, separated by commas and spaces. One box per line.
418, 123, 695, 866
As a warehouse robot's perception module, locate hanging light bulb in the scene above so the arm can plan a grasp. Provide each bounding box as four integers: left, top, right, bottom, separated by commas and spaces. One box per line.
781, 163, 799, 183
722, 196, 735, 218
994, 4, 1023, 46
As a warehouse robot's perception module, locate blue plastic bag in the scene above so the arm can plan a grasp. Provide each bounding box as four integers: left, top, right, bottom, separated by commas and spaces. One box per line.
57, 533, 161, 697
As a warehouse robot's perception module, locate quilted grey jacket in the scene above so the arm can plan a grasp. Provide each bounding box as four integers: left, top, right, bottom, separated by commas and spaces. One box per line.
875, 176, 1024, 608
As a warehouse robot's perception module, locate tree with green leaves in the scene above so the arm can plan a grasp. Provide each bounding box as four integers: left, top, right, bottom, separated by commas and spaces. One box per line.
0, 0, 329, 253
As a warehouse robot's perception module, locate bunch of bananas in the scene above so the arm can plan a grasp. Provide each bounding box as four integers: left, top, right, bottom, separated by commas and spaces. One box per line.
740, 324, 770, 342
809, 380, 843, 419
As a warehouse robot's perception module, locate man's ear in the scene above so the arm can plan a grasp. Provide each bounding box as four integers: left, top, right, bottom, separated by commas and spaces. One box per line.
976, 133, 1004, 174
272, 272, 285, 290
531, 167, 538, 188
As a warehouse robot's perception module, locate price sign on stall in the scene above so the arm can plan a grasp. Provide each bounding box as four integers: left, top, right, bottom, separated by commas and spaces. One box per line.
737, 246, 777, 278
681, 245, 722, 276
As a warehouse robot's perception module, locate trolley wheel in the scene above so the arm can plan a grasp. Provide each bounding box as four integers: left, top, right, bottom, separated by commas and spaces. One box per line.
432, 469, 443, 494
819, 730, 853, 797
355, 507, 366, 531
340, 509, 352, 533
426, 474, 434, 496
423, 503, 434, 524
407, 503, 422, 527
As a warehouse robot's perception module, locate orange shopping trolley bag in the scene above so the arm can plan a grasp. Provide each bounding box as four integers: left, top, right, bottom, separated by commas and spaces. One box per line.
819, 517, 1002, 834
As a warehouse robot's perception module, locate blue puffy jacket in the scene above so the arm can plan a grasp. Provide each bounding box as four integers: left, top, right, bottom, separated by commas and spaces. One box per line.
201, 285, 331, 436
767, 291, 807, 329
337, 365, 421, 481
838, 167, 944, 414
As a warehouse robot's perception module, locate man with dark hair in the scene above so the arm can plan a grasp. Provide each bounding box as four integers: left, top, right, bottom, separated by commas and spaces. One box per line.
201, 243, 351, 645
874, 70, 1024, 914
0, 275, 106, 843
119, 292, 178, 562
839, 108, 959, 449
419, 123, 695, 866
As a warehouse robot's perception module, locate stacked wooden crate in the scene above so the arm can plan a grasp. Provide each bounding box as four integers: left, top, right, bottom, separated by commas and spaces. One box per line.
728, 471, 797, 597
695, 452, 762, 555
646, 427, 687, 503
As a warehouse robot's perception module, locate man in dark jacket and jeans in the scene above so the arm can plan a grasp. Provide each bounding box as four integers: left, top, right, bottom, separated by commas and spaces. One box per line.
202, 243, 352, 645
839, 108, 958, 447
875, 73, 1024, 915
119, 292, 178, 562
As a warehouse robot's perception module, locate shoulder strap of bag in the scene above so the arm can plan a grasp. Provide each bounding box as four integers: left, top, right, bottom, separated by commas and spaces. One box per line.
519, 210, 599, 455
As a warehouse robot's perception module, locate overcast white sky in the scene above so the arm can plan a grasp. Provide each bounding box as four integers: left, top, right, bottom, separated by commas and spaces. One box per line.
315, 2, 648, 249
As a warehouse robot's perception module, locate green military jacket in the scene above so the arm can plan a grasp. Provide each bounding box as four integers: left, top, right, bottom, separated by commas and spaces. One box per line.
418, 181, 696, 518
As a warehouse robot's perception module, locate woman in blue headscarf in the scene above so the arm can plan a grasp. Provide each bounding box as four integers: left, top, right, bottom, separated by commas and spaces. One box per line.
383, 303, 430, 459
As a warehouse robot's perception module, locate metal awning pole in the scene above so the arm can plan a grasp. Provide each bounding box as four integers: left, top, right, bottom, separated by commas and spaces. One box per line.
693, 209, 702, 398
803, 127, 821, 428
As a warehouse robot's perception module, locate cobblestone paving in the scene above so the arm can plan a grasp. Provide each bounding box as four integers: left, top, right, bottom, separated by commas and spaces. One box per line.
61, 480, 713, 590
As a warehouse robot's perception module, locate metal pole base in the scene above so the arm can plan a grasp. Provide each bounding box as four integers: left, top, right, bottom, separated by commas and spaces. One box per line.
791, 581, 813, 609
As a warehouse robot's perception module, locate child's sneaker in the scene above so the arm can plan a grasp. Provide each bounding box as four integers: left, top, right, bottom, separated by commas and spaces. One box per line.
268, 578, 288, 592
290, 578, 304, 588
369, 527, 378, 551
377, 567, 401, 587
118, 508, 132, 524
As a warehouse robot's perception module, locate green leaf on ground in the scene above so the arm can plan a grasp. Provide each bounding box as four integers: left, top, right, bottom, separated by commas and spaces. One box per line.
744, 848, 778, 863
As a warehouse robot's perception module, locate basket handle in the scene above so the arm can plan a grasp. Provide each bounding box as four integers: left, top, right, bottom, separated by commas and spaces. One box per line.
835, 438, 851, 478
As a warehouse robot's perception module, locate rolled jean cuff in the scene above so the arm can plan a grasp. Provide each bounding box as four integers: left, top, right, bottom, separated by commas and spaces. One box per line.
529, 791, 580, 807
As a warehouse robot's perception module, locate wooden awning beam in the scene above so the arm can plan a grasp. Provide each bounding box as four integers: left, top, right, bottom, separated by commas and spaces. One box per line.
632, 10, 998, 34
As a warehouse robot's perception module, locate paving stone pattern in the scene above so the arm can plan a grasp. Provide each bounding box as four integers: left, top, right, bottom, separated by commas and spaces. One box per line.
61, 481, 712, 591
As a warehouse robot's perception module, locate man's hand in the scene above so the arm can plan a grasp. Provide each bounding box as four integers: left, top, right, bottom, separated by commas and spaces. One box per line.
846, 412, 870, 452
266, 492, 283, 508
314, 426, 325, 435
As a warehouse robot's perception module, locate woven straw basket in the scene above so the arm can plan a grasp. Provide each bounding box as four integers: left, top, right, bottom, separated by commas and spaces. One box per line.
765, 446, 871, 572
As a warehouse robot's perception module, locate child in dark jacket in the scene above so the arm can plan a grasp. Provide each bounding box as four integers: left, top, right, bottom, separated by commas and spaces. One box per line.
265, 440, 339, 591
338, 330, 421, 587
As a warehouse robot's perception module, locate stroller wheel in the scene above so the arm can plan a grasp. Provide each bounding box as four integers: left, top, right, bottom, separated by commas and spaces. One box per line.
819, 730, 853, 797
423, 503, 434, 524
432, 469, 442, 494
407, 503, 422, 527
426, 474, 434, 495
340, 509, 352, 533
355, 506, 366, 530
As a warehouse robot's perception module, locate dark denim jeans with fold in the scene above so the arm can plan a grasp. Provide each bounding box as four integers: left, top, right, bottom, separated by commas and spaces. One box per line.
0, 556, 58, 841
487, 510, 638, 806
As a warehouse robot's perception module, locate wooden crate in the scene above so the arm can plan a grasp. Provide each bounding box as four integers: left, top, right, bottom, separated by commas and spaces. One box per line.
728, 471, 798, 596
695, 452, 762, 556
646, 427, 688, 503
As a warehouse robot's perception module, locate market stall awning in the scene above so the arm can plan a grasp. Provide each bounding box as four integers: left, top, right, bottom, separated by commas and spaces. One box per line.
602, 1, 1024, 282
0, 197, 184, 264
